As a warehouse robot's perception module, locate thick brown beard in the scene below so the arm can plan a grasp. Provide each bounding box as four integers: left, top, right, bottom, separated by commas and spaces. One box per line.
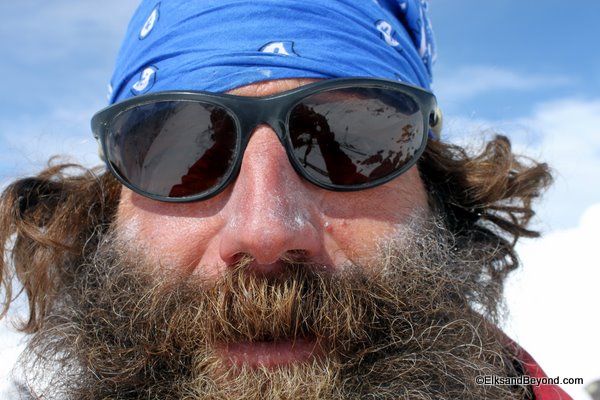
17, 217, 531, 399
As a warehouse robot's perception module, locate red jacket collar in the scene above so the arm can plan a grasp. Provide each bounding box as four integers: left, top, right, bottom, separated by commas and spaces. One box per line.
504, 334, 573, 400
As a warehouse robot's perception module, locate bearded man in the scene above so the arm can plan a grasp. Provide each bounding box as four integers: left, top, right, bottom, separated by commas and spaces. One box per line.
0, 1, 572, 399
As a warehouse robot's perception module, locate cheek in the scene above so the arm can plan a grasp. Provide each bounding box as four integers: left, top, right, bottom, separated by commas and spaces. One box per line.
115, 188, 225, 271
321, 166, 429, 262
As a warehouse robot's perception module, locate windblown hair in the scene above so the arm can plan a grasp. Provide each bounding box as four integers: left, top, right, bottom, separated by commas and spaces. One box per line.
0, 135, 552, 333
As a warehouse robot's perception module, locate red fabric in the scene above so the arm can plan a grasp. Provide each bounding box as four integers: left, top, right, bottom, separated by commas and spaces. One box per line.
508, 338, 573, 400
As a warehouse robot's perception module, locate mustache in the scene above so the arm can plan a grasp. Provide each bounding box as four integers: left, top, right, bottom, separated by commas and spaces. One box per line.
93, 253, 404, 357
182, 264, 397, 347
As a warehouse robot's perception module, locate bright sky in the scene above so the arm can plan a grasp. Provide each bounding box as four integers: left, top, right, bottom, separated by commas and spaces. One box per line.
1, 1, 599, 399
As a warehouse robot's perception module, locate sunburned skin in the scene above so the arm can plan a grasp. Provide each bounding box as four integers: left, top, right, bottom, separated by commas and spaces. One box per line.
115, 78, 430, 368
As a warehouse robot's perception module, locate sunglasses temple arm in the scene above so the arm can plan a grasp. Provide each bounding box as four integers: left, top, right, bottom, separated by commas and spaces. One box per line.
429, 107, 443, 140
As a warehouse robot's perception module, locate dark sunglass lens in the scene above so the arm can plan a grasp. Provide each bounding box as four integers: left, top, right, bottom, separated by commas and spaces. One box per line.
106, 101, 237, 198
289, 87, 424, 186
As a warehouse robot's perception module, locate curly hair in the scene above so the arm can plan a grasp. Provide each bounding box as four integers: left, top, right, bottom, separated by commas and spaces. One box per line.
0, 135, 552, 333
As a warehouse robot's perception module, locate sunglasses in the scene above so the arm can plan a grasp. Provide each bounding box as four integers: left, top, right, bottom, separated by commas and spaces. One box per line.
92, 78, 440, 202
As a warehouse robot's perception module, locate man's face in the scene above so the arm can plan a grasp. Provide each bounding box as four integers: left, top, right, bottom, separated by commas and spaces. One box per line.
115, 78, 429, 367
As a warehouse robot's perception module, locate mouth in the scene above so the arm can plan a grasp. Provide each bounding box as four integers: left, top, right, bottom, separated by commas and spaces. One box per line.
216, 337, 321, 368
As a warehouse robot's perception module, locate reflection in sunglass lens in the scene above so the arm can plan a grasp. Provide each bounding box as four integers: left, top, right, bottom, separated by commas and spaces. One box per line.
288, 87, 423, 186
106, 101, 237, 198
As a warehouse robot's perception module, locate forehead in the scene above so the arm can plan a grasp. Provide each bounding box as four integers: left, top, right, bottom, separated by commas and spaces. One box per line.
226, 78, 321, 97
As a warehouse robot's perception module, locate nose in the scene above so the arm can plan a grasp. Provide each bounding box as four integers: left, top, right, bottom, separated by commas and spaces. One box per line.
218, 125, 326, 268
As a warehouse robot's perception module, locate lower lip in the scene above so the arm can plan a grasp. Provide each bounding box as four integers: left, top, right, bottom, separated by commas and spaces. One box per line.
217, 338, 319, 368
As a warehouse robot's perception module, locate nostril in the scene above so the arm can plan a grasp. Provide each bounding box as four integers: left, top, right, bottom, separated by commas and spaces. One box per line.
278, 249, 311, 264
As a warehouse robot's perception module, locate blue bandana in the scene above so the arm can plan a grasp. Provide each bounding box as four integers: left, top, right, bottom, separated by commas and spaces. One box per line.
108, 0, 436, 104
